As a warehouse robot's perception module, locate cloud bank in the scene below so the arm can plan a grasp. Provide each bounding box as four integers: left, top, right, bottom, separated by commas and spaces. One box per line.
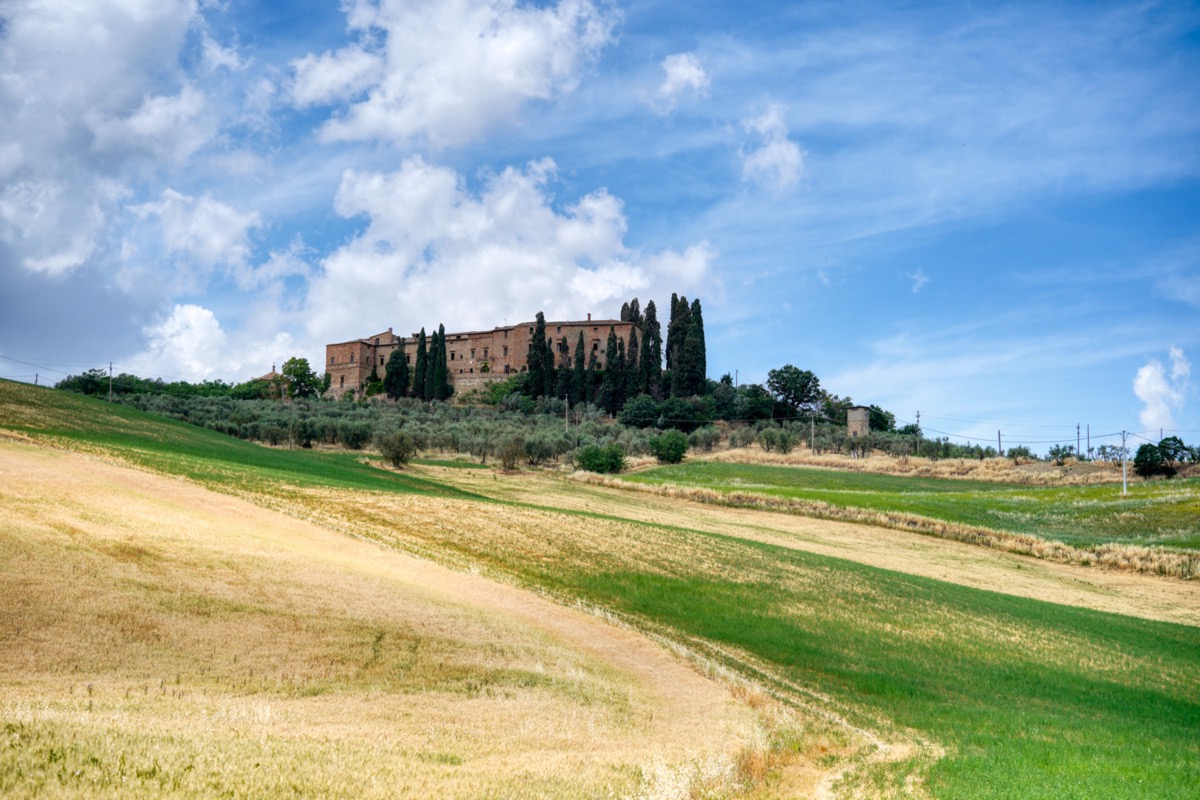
1134, 347, 1191, 431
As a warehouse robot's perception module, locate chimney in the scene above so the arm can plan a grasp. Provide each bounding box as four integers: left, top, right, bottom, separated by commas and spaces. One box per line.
587, 313, 591, 321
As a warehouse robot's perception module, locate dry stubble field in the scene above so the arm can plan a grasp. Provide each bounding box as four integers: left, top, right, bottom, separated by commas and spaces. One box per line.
1, 440, 821, 799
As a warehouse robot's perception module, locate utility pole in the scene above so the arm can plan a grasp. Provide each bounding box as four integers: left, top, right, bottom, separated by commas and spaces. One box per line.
34, 373, 38, 386
735, 369, 739, 389
108, 362, 113, 402
1121, 431, 1128, 496
997, 430, 1002, 456
1087, 424, 1090, 459
1077, 423, 1081, 458
810, 414, 815, 452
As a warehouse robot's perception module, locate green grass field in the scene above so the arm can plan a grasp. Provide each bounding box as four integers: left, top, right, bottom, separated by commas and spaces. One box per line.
626, 461, 1200, 549
4, 379, 1199, 799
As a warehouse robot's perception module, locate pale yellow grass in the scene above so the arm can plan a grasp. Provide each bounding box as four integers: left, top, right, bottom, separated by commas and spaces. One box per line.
703, 447, 1124, 486
0, 441, 793, 799
428, 467, 1200, 628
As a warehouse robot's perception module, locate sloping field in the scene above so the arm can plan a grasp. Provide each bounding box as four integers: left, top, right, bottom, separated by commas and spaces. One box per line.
3, 381, 1199, 799
0, 440, 781, 798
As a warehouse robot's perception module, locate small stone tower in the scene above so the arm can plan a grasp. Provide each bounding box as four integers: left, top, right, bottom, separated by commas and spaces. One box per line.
847, 406, 871, 438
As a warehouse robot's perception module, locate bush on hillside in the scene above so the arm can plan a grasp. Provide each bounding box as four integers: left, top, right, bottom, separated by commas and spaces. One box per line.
649, 430, 688, 464
576, 443, 625, 474
376, 430, 416, 468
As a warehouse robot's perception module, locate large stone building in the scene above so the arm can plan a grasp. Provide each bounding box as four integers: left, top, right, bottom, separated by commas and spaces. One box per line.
325, 315, 640, 399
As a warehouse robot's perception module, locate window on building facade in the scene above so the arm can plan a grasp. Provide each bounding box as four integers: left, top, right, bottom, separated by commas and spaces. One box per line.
374, 338, 379, 345
501, 346, 507, 357
592, 341, 599, 351
556, 325, 561, 333
450, 351, 455, 361
470, 349, 475, 359
330, 356, 335, 364
350, 354, 354, 363
484, 347, 488, 358
339, 375, 344, 386
380, 357, 384, 365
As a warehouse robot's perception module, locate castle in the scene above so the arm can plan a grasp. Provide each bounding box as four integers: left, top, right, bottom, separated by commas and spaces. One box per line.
325, 314, 640, 399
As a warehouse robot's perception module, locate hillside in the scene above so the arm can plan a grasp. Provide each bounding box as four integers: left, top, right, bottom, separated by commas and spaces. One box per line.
2, 380, 1199, 799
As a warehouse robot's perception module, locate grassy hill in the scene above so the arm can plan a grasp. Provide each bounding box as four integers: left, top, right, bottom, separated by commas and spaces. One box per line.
3, 379, 1199, 799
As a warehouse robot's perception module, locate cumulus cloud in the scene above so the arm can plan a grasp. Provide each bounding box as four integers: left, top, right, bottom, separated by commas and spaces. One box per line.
131, 189, 262, 272
740, 102, 804, 192
304, 157, 713, 343
655, 53, 709, 112
0, 0, 208, 275
1134, 347, 1191, 431
290, 0, 618, 146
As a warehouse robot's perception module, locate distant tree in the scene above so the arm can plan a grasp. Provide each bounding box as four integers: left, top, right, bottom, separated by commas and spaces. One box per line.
868, 404, 896, 432
572, 332, 587, 404
413, 328, 428, 400
526, 312, 547, 398
56, 368, 109, 395
685, 297, 706, 394
1047, 443, 1075, 467
432, 323, 451, 400
576, 443, 624, 474
620, 301, 631, 322
322, 372, 332, 393
424, 328, 439, 400
555, 335, 572, 399
734, 384, 775, 421
586, 348, 599, 403
767, 366, 822, 417
1157, 436, 1189, 469
375, 429, 416, 467
628, 297, 641, 325
281, 357, 321, 399
639, 299, 662, 397
625, 327, 640, 401
667, 296, 692, 395
542, 336, 557, 398
897, 423, 922, 437
1134, 443, 1172, 478
619, 393, 660, 428
649, 429, 688, 463
600, 327, 620, 414
384, 342, 409, 400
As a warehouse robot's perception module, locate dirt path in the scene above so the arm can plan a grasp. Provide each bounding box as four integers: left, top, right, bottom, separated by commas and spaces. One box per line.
0, 440, 822, 797
430, 467, 1200, 627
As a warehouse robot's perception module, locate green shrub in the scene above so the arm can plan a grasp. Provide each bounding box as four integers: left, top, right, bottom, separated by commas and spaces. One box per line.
576, 443, 625, 474
375, 430, 416, 467
688, 425, 721, 452
498, 434, 526, 470
649, 430, 688, 464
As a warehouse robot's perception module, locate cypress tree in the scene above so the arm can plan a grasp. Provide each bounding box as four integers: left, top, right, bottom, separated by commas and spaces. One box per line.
625, 328, 639, 403
413, 328, 428, 400
615, 336, 628, 411
586, 348, 599, 403
600, 327, 619, 414
433, 323, 450, 400
628, 298, 641, 325
384, 340, 409, 400
687, 297, 706, 395
620, 301, 631, 322
526, 312, 547, 398
572, 332, 586, 405
665, 293, 680, 370
669, 299, 692, 397
640, 300, 661, 397
542, 336, 557, 398
425, 328, 439, 401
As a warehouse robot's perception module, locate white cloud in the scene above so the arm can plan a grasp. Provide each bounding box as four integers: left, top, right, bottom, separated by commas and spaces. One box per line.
740, 102, 804, 192
655, 53, 709, 112
906, 268, 930, 293
125, 303, 297, 381
304, 157, 713, 343
291, 0, 619, 147
0, 0, 206, 274
1134, 347, 1191, 431
131, 189, 262, 271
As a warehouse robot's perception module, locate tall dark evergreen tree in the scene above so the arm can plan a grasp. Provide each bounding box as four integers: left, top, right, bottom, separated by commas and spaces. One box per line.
625, 327, 639, 402
665, 293, 680, 371
640, 300, 661, 397
668, 298, 692, 397
572, 332, 587, 405
628, 298, 641, 325
614, 336, 628, 411
432, 323, 450, 400
526, 312, 547, 398
542, 336, 557, 398
384, 341, 409, 400
600, 326, 619, 414
685, 297, 707, 395
412, 328, 428, 400
425, 328, 440, 401
620, 301, 631, 322
586, 348, 599, 404
555, 336, 572, 399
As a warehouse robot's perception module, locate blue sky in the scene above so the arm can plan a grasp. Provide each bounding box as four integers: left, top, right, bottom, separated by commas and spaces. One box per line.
1, 0, 1197, 452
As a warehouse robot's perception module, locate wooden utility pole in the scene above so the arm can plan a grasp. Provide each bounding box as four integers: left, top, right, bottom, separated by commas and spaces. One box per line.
1121, 431, 1128, 495
997, 430, 1002, 456
108, 362, 113, 402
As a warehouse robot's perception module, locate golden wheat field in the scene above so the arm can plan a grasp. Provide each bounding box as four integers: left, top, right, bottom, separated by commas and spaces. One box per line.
0, 440, 843, 799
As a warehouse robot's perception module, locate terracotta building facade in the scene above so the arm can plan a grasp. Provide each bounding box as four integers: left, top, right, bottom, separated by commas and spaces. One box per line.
325, 316, 640, 399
